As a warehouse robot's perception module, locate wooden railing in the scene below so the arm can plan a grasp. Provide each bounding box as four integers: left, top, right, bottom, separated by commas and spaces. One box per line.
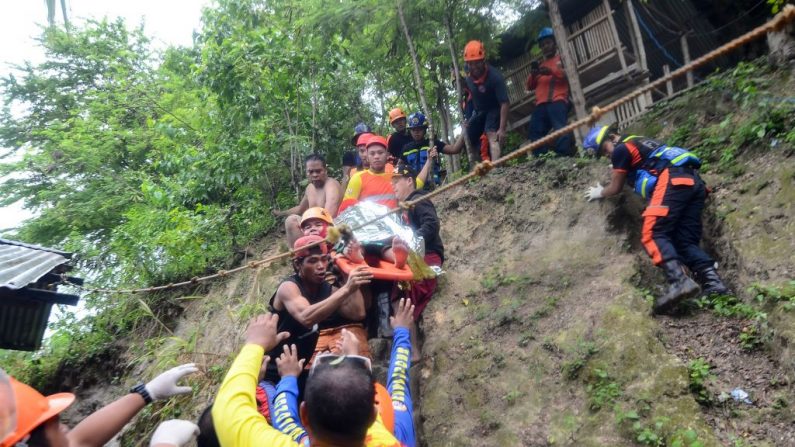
566, 1, 617, 70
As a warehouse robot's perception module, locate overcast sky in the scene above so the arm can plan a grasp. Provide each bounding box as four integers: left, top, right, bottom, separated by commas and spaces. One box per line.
0, 0, 210, 233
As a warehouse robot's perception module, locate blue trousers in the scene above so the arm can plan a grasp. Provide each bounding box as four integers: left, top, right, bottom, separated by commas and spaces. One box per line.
641, 167, 714, 271
528, 101, 574, 156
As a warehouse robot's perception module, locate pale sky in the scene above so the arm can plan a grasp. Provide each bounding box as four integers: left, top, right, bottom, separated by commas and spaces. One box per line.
0, 0, 211, 233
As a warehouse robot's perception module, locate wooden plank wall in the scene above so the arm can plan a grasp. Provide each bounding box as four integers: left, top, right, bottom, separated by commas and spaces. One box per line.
566, 2, 616, 70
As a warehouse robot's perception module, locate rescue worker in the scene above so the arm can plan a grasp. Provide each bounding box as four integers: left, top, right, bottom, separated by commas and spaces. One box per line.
261, 235, 372, 399
338, 136, 430, 213
0, 364, 197, 447
463, 40, 510, 161
391, 161, 444, 362
386, 108, 412, 159
398, 112, 462, 188
267, 298, 419, 447
212, 312, 405, 447
274, 154, 342, 247
583, 126, 730, 314
343, 123, 374, 192
525, 27, 574, 157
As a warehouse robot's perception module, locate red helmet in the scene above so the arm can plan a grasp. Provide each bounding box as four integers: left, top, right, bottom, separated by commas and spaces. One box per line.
356, 133, 372, 147
365, 135, 388, 150
463, 40, 485, 62
293, 235, 328, 258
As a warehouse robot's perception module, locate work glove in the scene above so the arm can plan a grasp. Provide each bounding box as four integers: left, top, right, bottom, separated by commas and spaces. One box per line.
149, 419, 200, 447
145, 363, 198, 401
584, 183, 604, 202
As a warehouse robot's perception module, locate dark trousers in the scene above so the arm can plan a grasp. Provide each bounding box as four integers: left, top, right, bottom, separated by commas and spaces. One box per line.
528, 100, 574, 156
641, 167, 714, 271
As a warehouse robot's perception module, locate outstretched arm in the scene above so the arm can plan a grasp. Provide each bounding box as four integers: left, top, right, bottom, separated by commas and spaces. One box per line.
388, 298, 417, 447
69, 364, 198, 447
212, 314, 295, 447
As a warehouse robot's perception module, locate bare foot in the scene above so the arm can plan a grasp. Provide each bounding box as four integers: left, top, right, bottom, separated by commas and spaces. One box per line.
392, 236, 409, 269
344, 241, 365, 264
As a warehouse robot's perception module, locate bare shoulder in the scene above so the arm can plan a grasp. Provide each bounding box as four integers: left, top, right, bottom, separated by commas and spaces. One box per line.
324, 177, 341, 189
275, 280, 301, 305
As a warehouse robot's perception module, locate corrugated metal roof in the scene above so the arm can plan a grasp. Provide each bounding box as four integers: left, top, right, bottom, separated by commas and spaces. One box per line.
0, 240, 71, 290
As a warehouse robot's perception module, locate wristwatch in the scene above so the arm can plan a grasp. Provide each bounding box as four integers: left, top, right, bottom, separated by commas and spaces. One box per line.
130, 383, 153, 404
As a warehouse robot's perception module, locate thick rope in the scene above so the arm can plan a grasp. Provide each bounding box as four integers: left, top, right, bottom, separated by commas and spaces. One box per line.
61, 5, 795, 295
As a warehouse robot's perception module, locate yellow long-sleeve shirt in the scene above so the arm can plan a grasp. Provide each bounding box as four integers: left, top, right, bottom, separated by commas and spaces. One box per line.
212, 344, 401, 447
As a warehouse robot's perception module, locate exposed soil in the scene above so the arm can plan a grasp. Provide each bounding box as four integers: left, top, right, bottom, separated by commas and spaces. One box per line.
659, 312, 795, 446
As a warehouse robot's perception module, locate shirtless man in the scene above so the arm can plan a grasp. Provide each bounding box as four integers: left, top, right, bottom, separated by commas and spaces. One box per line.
274, 154, 342, 247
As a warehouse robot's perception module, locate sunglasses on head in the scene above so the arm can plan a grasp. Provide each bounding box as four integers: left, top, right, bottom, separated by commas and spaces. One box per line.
309, 353, 372, 377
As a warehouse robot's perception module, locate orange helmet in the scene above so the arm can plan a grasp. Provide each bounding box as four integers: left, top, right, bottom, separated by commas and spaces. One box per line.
463, 40, 485, 62
388, 108, 406, 124
293, 235, 329, 258
300, 207, 334, 227
0, 375, 75, 447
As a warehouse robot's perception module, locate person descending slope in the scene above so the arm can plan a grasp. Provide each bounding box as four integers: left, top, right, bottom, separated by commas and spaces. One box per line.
583, 126, 729, 314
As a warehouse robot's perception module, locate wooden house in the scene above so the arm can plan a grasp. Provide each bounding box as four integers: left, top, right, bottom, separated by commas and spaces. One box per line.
497, 0, 769, 137
0, 239, 82, 351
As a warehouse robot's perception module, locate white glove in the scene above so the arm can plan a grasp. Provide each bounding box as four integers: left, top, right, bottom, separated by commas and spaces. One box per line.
149, 419, 199, 447
584, 183, 604, 202
145, 363, 198, 401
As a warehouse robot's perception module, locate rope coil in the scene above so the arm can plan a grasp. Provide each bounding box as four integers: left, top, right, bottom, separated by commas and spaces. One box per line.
60, 6, 795, 295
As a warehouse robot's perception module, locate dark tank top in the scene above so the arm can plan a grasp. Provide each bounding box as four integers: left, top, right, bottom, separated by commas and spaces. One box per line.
263, 274, 358, 383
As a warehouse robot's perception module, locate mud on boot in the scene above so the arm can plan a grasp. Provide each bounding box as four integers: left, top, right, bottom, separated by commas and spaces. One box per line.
653, 260, 701, 315
694, 265, 730, 296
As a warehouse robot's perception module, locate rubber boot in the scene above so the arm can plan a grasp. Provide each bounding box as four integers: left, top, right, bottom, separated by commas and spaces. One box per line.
653, 260, 701, 315
377, 291, 393, 338
695, 265, 730, 295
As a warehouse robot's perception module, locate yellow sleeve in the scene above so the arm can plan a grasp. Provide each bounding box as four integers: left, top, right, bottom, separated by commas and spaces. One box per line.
345, 171, 363, 200
212, 344, 298, 447
365, 418, 402, 446
339, 171, 364, 212
415, 177, 424, 189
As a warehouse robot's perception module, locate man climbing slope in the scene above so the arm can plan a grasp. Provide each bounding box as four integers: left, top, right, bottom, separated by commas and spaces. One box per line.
583, 126, 729, 314
463, 40, 510, 161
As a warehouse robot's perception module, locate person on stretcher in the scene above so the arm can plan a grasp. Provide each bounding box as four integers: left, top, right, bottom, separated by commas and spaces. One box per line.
298, 207, 410, 270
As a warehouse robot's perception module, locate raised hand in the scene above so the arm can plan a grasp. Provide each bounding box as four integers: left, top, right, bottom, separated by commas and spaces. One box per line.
245, 313, 290, 351
275, 344, 305, 378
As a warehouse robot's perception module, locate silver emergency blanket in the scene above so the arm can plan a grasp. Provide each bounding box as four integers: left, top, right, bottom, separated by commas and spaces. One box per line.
334, 201, 425, 256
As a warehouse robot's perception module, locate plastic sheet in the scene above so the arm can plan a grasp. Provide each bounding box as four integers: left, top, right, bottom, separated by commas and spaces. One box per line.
334, 201, 425, 256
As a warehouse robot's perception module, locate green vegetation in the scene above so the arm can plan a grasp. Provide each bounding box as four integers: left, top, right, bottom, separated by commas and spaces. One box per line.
0, 0, 531, 389
687, 358, 714, 405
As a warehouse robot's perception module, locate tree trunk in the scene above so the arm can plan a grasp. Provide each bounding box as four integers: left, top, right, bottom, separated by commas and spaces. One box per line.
396, 0, 435, 142
443, 8, 474, 168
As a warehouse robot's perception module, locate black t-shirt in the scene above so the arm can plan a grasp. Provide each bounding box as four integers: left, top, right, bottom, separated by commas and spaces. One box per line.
465, 64, 509, 112
406, 190, 444, 262
388, 131, 413, 159
611, 136, 665, 184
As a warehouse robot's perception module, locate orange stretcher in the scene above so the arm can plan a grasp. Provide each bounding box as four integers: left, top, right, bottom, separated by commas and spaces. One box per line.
334, 256, 414, 281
